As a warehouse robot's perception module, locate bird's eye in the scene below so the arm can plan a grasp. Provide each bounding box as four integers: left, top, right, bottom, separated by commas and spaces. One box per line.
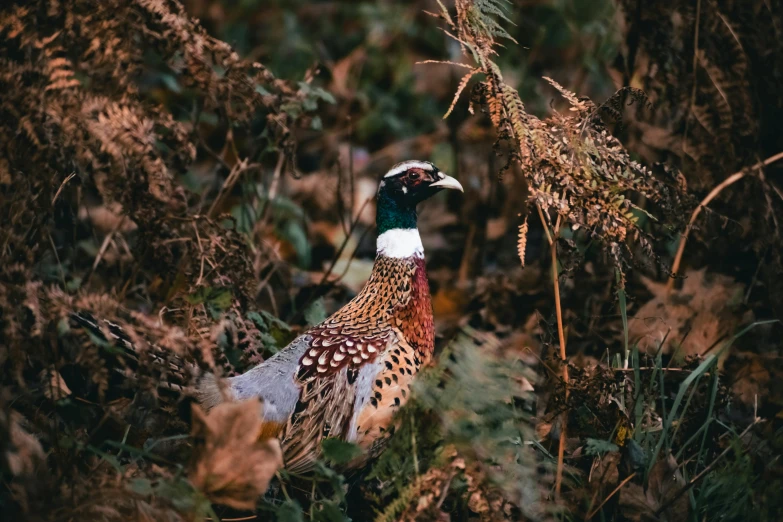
409, 171, 419, 179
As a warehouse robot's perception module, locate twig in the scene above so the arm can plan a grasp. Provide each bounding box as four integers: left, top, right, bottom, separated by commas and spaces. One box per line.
257, 152, 287, 230
551, 213, 567, 366
535, 202, 570, 499
333, 223, 374, 284
523, 344, 559, 380
681, 0, 702, 159
411, 410, 420, 478
317, 196, 372, 288
51, 172, 76, 205
435, 470, 457, 510
192, 221, 206, 287
457, 222, 476, 285
267, 151, 285, 203
585, 472, 637, 520
289, 196, 373, 324
653, 419, 760, 517
208, 158, 258, 219
667, 150, 783, 293
275, 471, 292, 501
47, 232, 66, 285
613, 367, 711, 374
336, 161, 349, 237
535, 203, 554, 245
349, 139, 356, 233
91, 216, 125, 272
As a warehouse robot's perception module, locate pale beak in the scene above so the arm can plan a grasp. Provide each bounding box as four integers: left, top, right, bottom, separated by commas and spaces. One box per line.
430, 174, 464, 192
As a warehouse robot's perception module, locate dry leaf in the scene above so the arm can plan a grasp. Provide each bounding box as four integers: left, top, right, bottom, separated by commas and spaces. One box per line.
618, 454, 689, 522
629, 269, 746, 356
1, 408, 47, 514
40, 367, 72, 401
3, 410, 45, 478
723, 350, 781, 411
189, 399, 282, 510
78, 202, 138, 234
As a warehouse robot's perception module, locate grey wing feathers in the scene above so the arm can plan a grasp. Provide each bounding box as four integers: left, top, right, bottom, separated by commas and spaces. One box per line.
196, 335, 311, 424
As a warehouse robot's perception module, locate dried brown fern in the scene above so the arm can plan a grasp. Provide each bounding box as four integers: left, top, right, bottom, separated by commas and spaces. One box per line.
516, 217, 528, 268
426, 0, 689, 504
427, 1, 691, 279
0, 0, 320, 518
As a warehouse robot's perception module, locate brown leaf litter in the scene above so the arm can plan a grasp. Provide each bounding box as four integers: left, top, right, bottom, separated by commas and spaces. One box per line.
629, 269, 747, 358
618, 455, 689, 522
189, 399, 283, 510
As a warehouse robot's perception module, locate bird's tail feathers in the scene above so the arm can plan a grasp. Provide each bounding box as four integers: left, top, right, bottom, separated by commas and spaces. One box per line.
194, 372, 234, 411
69, 311, 196, 394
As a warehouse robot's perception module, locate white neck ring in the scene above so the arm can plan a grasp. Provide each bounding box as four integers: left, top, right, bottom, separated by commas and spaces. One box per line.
376, 228, 424, 259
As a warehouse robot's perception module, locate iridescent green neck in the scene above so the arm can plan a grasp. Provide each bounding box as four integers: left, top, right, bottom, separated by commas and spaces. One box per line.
376, 190, 417, 234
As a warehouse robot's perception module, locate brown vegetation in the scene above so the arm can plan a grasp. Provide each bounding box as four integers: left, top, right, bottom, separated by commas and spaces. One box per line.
2, 0, 782, 521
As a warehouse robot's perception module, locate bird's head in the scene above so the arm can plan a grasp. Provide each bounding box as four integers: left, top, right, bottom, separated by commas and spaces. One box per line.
376, 160, 463, 233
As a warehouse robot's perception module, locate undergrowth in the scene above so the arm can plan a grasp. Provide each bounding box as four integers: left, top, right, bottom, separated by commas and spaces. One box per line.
0, 0, 324, 519
0, 1, 778, 521
425, 1, 774, 521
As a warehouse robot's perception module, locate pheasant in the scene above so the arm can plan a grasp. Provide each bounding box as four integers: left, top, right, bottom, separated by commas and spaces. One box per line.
197, 160, 462, 472
70, 160, 462, 473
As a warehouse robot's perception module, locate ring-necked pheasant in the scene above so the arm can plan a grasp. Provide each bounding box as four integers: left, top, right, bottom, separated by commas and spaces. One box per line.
198, 160, 462, 472
70, 160, 462, 473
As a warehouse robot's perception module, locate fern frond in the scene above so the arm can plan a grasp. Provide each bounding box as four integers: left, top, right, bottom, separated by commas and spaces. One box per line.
373, 479, 423, 522
416, 59, 475, 70
471, 0, 518, 43
45, 57, 80, 91
476, 0, 514, 25
517, 216, 529, 267
427, 1, 689, 278
435, 0, 453, 25
444, 69, 480, 118
543, 76, 586, 112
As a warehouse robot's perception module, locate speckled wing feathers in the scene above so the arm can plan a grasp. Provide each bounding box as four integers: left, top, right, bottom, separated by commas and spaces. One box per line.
296, 255, 418, 379
281, 365, 361, 473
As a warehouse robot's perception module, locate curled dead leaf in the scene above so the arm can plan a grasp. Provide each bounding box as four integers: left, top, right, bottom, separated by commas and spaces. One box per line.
189, 398, 282, 510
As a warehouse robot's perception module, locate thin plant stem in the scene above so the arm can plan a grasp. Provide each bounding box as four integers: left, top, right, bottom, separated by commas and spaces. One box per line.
617, 269, 629, 369
535, 203, 554, 245
585, 472, 637, 520
538, 206, 569, 500
681, 0, 701, 159
551, 214, 567, 364
553, 238, 568, 500
667, 150, 783, 293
